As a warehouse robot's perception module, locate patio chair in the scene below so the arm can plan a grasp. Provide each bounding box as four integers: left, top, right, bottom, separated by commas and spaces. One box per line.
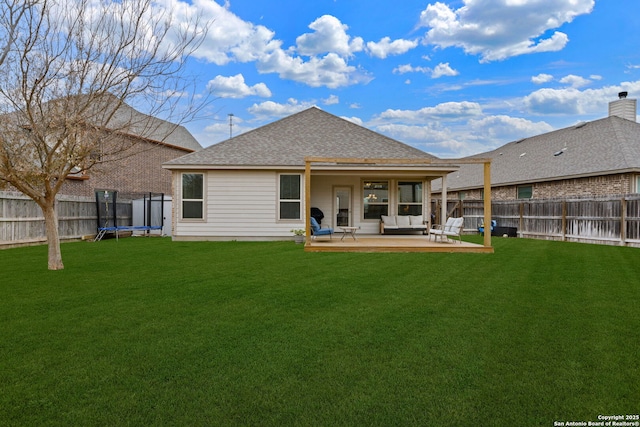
429, 217, 464, 243
478, 219, 497, 236
310, 217, 333, 239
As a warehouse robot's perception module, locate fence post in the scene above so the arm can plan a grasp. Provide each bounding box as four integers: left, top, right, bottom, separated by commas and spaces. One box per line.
562, 200, 567, 241
621, 197, 627, 246
519, 201, 524, 238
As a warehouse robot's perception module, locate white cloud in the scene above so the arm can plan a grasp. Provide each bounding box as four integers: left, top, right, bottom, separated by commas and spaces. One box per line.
375, 101, 483, 124
373, 113, 553, 158
393, 62, 458, 78
168, 0, 270, 65
322, 95, 340, 105
341, 116, 364, 126
366, 37, 418, 59
202, 115, 253, 143
247, 99, 315, 120
559, 74, 591, 88
468, 115, 554, 140
206, 74, 271, 98
523, 80, 640, 115
531, 73, 553, 84
376, 123, 453, 142
161, 3, 370, 89
418, 0, 594, 62
431, 62, 459, 78
365, 100, 558, 157
257, 50, 372, 88
393, 64, 430, 74
295, 15, 364, 58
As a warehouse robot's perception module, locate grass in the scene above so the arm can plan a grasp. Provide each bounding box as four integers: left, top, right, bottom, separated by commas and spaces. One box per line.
1, 236, 639, 426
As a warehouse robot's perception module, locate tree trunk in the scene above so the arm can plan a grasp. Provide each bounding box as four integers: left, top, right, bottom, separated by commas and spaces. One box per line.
42, 200, 64, 270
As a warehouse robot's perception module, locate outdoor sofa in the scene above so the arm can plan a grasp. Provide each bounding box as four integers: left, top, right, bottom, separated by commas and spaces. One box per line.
380, 215, 428, 235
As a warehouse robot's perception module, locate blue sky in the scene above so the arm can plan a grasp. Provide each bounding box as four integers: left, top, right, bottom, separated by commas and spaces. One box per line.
168, 0, 640, 158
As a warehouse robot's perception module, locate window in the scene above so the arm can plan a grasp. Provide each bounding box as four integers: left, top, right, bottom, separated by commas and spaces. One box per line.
182, 173, 204, 219
279, 174, 301, 220
363, 180, 389, 219
517, 185, 533, 199
635, 175, 640, 193
398, 181, 423, 215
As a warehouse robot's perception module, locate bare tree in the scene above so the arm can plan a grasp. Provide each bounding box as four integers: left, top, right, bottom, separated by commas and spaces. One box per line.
0, 0, 208, 270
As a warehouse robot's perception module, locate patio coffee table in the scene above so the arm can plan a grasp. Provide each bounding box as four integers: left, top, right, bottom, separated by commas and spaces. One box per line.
339, 226, 359, 241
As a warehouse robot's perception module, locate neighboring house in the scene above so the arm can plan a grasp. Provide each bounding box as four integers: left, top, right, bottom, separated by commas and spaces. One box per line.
163, 107, 468, 241
61, 100, 202, 198
433, 94, 640, 201
1, 97, 202, 245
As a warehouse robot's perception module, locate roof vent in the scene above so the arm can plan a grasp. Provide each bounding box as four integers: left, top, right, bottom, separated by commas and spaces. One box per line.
574, 122, 588, 129
619, 91, 628, 99
553, 147, 567, 157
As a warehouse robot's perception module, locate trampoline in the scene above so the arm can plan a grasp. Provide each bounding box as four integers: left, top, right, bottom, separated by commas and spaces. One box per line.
94, 190, 164, 241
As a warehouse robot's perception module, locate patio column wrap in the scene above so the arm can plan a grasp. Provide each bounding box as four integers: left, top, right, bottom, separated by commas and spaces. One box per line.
441, 174, 447, 229
305, 160, 311, 245
483, 161, 492, 248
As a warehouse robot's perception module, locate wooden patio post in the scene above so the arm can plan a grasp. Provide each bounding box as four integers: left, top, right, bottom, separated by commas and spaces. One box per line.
425, 180, 432, 229
441, 174, 448, 228
483, 161, 492, 248
305, 160, 311, 245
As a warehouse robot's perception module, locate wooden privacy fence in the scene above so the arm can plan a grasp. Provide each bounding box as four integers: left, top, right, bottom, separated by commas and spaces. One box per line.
0, 191, 132, 247
433, 194, 640, 247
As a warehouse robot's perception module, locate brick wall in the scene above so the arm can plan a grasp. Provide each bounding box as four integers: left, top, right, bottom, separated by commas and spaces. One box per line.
531, 174, 632, 199
444, 173, 635, 201
61, 136, 192, 198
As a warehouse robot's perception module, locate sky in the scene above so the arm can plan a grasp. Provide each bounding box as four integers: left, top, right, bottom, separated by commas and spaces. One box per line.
164, 0, 640, 158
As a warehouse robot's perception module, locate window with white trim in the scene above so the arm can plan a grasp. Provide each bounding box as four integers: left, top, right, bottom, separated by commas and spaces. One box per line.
398, 181, 423, 215
181, 173, 204, 219
363, 180, 389, 219
279, 174, 301, 220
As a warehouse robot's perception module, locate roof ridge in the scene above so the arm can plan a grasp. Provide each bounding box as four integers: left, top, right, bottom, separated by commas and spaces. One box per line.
164, 107, 436, 167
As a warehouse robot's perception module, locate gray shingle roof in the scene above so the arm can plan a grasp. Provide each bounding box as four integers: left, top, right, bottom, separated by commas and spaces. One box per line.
164, 107, 436, 167
3, 93, 202, 152
440, 116, 640, 191
106, 100, 202, 152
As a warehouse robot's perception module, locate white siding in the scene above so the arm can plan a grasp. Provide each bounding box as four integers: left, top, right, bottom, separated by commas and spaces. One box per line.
174, 170, 305, 240
172, 170, 429, 240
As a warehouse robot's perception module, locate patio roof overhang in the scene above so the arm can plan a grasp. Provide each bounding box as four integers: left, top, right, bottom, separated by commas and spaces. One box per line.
303, 156, 494, 251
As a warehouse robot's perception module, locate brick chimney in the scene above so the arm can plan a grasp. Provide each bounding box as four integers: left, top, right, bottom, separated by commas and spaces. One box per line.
609, 91, 637, 122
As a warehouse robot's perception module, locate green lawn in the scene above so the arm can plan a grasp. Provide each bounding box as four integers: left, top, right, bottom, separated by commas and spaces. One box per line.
1, 237, 638, 426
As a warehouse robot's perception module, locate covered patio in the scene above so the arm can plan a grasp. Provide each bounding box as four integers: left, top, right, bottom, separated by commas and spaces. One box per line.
303, 157, 494, 253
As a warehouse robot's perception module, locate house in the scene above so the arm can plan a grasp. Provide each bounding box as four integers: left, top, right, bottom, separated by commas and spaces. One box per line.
1, 97, 202, 245
1, 96, 201, 200
163, 107, 490, 243
432, 93, 640, 201
60, 99, 202, 199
